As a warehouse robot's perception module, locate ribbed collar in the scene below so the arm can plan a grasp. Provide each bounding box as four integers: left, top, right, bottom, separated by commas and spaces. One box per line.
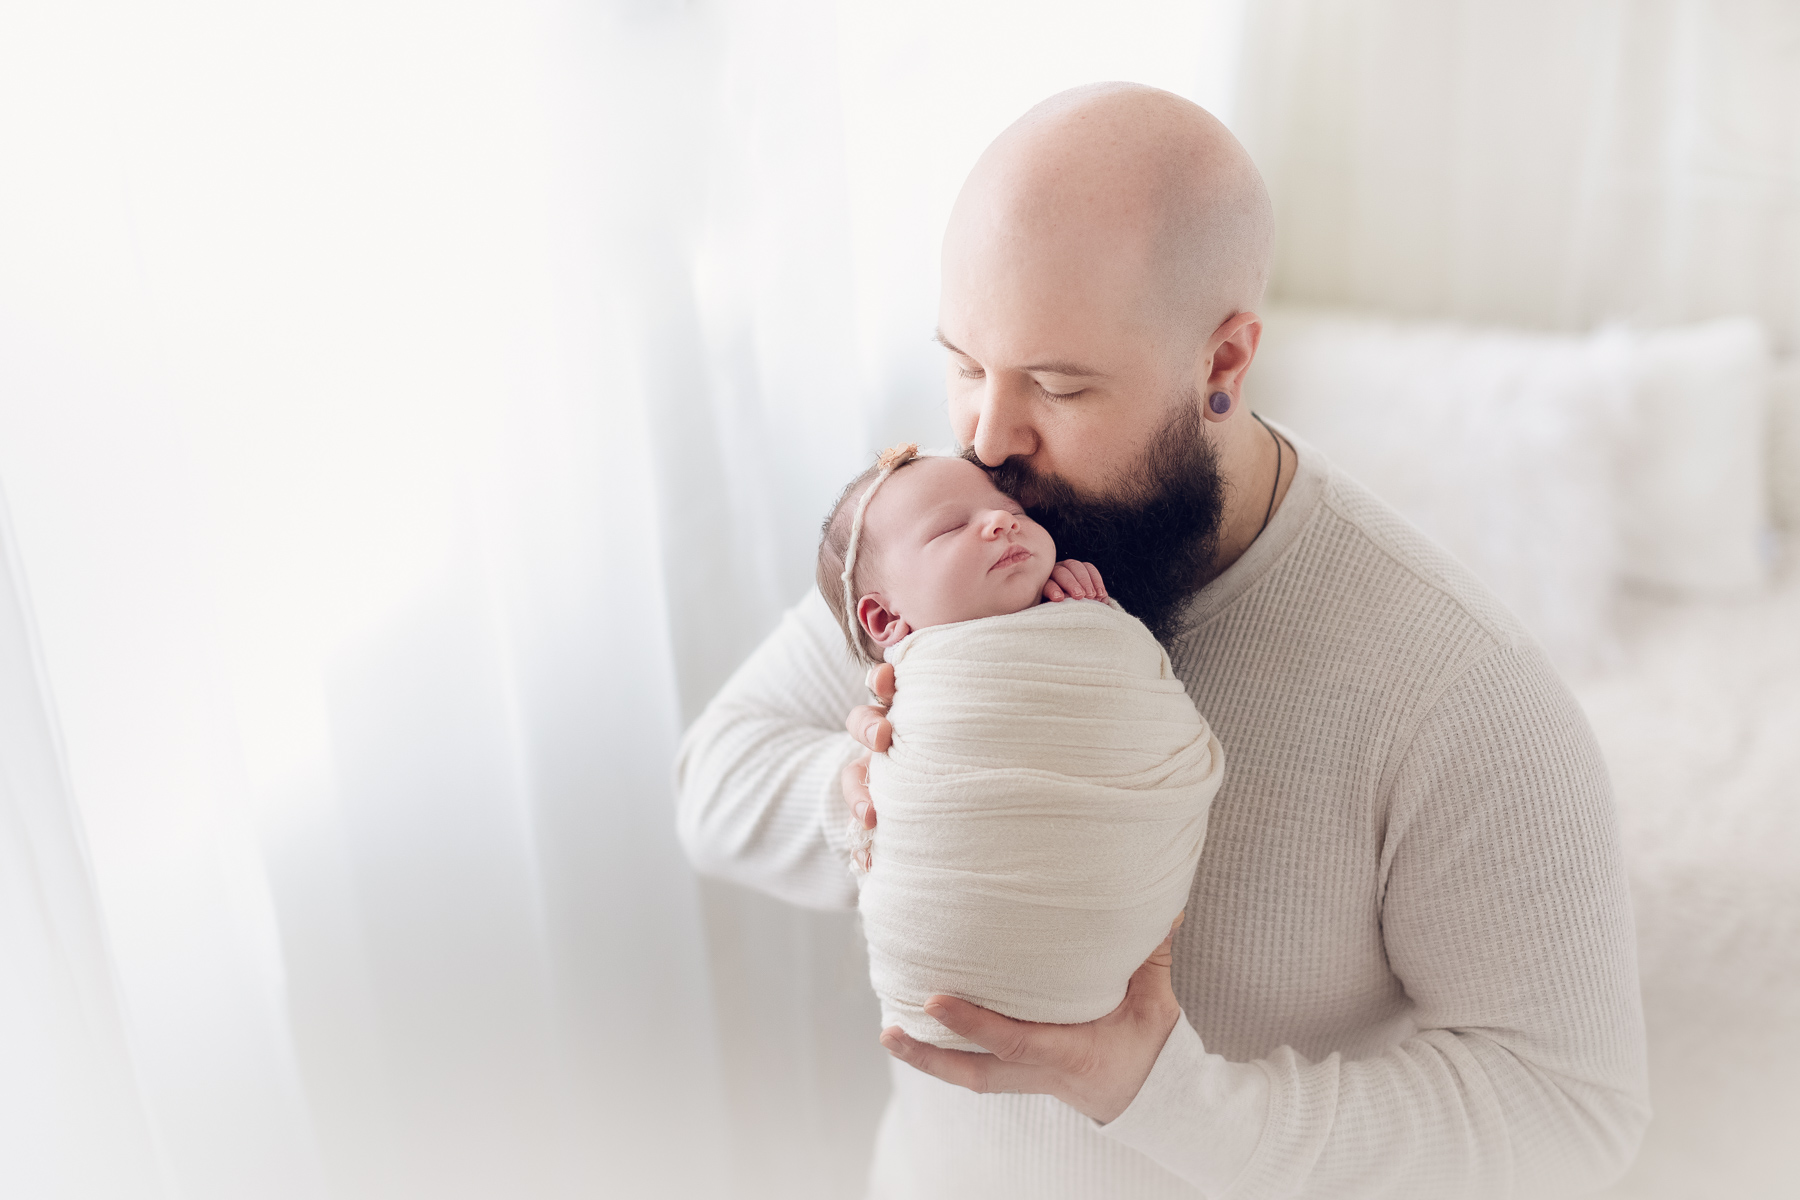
1174, 419, 1328, 636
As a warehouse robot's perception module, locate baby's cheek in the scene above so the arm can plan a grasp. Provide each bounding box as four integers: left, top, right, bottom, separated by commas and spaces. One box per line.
1034, 531, 1059, 586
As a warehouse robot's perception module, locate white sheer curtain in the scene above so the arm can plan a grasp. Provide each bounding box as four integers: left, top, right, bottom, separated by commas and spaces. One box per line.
1236, 0, 1800, 355
0, 3, 735, 1197
1, 489, 164, 1197
0, 2, 1247, 1197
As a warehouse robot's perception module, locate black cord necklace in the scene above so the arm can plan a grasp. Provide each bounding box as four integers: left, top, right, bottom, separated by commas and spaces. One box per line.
1250, 411, 1282, 537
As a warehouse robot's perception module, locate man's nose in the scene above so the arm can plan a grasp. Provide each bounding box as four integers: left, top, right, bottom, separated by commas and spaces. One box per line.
963, 379, 1038, 468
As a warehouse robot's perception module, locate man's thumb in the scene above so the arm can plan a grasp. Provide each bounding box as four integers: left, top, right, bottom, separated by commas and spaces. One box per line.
1127, 911, 1183, 1000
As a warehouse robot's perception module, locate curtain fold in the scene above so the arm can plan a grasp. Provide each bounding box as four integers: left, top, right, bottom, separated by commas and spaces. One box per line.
0, 485, 168, 1200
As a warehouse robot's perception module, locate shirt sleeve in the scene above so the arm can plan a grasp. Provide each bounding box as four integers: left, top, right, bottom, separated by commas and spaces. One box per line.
674, 587, 869, 910
1099, 642, 1652, 1198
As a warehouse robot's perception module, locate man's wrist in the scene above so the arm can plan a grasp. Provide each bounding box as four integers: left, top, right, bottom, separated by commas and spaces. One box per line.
1095, 1013, 1271, 1195
1083, 1002, 1182, 1124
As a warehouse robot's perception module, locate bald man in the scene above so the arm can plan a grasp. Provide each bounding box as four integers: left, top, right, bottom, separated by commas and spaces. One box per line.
676, 85, 1649, 1199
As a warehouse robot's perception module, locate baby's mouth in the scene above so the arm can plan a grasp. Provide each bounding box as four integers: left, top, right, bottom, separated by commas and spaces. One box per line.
989, 544, 1032, 572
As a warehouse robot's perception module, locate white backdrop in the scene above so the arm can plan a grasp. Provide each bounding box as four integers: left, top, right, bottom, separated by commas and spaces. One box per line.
3, 1, 1797, 1198
1237, 0, 1800, 355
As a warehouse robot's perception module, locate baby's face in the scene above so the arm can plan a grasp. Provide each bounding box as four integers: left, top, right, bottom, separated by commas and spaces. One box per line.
857, 456, 1057, 647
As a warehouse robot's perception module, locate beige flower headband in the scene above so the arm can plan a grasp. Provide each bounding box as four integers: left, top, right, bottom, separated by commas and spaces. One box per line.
840, 442, 922, 663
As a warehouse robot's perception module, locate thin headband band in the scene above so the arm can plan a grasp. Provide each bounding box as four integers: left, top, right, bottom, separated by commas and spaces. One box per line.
840, 442, 921, 663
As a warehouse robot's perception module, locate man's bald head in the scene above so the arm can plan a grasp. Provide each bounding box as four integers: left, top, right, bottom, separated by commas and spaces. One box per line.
936, 84, 1279, 635
943, 83, 1272, 363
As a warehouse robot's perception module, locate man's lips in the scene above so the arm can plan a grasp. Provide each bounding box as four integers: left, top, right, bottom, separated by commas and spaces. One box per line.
989, 544, 1032, 572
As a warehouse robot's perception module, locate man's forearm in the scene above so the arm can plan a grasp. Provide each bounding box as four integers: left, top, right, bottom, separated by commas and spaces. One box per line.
674, 589, 866, 909
676, 706, 860, 908
1101, 1015, 1648, 1199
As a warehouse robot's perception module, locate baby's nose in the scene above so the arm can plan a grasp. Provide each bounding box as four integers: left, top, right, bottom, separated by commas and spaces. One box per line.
983, 509, 1020, 536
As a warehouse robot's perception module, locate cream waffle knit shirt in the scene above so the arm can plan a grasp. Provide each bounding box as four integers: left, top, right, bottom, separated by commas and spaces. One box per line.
675, 435, 1650, 1199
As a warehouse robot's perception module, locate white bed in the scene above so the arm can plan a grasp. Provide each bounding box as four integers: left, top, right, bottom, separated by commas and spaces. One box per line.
1579, 542, 1800, 1199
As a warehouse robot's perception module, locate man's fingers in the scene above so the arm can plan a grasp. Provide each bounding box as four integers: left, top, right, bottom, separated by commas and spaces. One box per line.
923, 996, 1065, 1067
840, 668, 894, 835
845, 703, 891, 752
879, 1027, 1045, 1096
869, 662, 896, 706
1124, 912, 1184, 1002
839, 754, 876, 828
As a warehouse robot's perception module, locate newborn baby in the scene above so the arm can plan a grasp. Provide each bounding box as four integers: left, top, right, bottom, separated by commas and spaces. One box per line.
817, 444, 1225, 1050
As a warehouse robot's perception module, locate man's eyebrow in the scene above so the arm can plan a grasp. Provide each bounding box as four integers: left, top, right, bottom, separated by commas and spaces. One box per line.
931, 330, 1105, 378
1021, 359, 1105, 377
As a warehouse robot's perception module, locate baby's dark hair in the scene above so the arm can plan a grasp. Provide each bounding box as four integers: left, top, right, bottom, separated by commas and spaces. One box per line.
817, 445, 923, 662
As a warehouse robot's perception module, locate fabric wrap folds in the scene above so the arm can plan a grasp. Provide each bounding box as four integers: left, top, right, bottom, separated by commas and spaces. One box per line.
857, 598, 1224, 1050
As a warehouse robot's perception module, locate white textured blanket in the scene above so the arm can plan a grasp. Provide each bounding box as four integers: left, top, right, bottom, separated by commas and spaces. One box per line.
858, 598, 1224, 1050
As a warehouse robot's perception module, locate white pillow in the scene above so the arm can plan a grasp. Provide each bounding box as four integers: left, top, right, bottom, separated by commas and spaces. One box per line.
1250, 309, 1629, 675
1251, 310, 1778, 673
1616, 318, 1771, 595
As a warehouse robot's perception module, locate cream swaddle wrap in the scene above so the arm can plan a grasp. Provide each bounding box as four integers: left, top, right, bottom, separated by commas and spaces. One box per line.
857, 596, 1224, 1050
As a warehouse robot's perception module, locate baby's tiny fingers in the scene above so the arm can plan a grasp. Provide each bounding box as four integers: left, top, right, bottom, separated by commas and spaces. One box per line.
1051, 563, 1087, 598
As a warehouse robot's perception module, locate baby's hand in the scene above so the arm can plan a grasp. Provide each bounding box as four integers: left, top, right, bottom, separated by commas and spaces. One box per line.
1043, 559, 1107, 603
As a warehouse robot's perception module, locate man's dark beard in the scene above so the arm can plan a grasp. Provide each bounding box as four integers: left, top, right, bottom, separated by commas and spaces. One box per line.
980, 397, 1225, 642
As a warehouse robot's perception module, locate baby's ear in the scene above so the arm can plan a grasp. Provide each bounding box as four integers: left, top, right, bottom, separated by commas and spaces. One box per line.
857, 595, 911, 649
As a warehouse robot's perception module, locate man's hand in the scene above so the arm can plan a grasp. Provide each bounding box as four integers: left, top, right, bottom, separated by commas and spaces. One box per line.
878, 913, 1184, 1124
840, 662, 895, 869
1044, 559, 1107, 603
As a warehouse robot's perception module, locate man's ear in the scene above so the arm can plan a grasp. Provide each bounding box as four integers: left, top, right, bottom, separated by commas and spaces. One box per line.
1199, 311, 1263, 422
857, 594, 912, 650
